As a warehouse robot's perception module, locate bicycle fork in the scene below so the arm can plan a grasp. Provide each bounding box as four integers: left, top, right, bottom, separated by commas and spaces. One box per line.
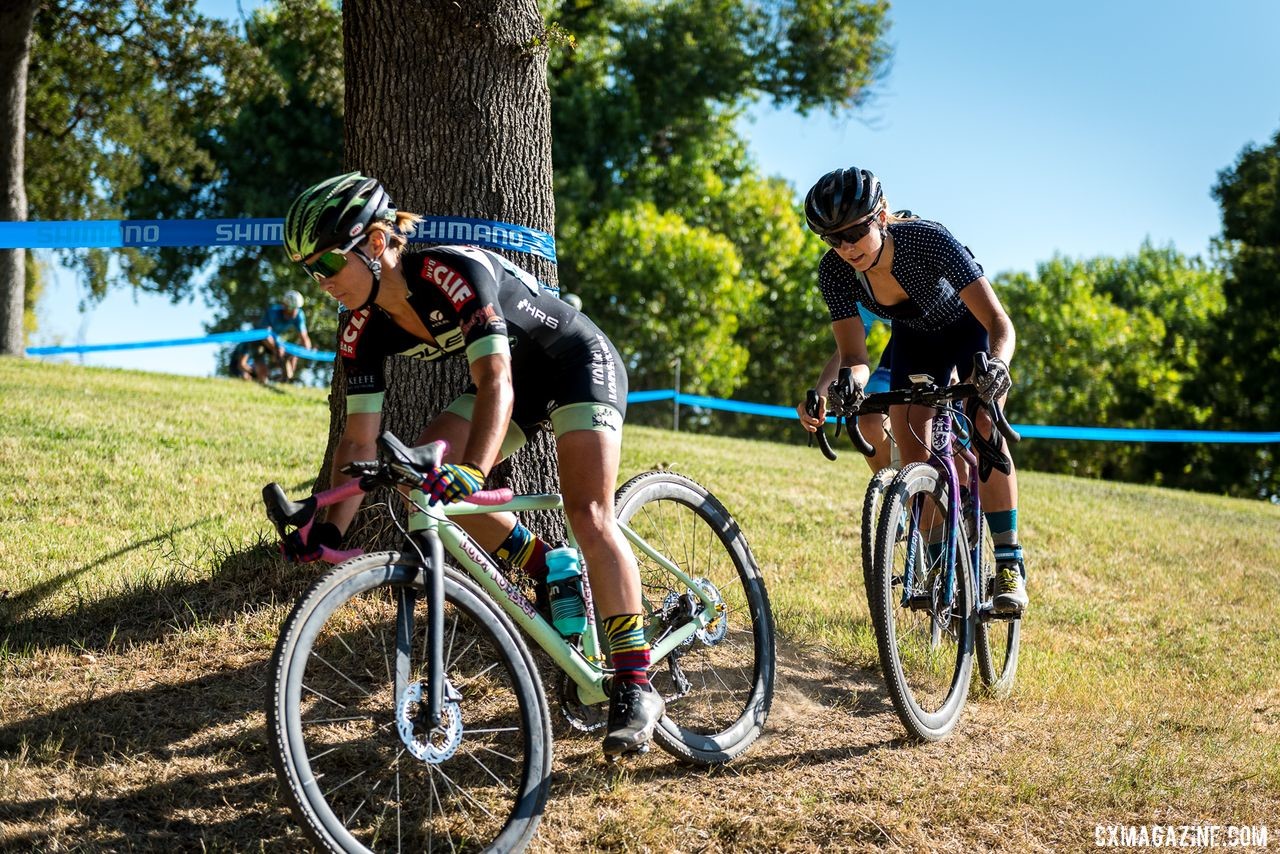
399, 529, 449, 729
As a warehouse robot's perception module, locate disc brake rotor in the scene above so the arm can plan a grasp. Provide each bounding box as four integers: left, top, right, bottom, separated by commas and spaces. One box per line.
396, 681, 463, 764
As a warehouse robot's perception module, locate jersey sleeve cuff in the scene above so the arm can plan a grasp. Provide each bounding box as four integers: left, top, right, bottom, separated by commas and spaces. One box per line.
465, 334, 511, 364
347, 392, 385, 414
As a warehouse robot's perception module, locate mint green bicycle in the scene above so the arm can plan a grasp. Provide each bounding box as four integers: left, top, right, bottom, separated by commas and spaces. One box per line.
262, 432, 775, 852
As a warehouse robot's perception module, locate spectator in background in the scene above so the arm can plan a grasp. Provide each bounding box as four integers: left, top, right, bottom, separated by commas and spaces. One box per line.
227, 339, 269, 383
264, 289, 313, 382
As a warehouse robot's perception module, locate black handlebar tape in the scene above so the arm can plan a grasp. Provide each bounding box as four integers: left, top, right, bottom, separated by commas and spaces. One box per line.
805, 388, 838, 461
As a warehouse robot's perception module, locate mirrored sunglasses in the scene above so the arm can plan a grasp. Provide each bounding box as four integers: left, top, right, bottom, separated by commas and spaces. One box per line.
820, 216, 878, 248
299, 235, 365, 282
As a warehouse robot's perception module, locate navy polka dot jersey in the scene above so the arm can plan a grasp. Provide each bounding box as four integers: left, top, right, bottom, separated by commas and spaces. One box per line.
817, 219, 984, 333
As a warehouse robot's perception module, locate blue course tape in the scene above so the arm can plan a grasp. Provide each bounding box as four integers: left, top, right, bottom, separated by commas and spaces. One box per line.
278, 339, 337, 361
1, 216, 557, 262
626, 389, 676, 404
23, 329, 1280, 446
405, 217, 557, 263
628, 390, 1280, 444
26, 329, 269, 355
26, 328, 337, 362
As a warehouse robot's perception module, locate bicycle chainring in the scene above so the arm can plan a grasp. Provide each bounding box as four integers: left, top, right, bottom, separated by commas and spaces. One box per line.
557, 672, 608, 733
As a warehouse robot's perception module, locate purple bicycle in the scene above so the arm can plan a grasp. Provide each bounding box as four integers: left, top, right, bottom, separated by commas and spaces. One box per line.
810, 354, 1022, 740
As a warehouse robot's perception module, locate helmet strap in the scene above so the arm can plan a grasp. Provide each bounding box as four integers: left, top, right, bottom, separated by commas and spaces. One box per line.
349, 246, 383, 312
868, 223, 888, 270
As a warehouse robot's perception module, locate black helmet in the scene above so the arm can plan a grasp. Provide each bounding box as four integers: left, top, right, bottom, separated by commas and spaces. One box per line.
804, 167, 883, 235
284, 172, 397, 262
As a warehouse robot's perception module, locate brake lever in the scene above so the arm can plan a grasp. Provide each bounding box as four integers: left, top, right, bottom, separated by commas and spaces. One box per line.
805, 388, 838, 461
339, 460, 382, 477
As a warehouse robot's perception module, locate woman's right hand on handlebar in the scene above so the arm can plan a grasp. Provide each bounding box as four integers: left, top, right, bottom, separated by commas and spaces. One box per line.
281, 521, 344, 563
796, 397, 826, 433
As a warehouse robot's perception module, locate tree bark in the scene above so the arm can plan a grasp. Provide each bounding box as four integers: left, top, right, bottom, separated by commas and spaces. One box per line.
337, 0, 561, 545
0, 0, 39, 357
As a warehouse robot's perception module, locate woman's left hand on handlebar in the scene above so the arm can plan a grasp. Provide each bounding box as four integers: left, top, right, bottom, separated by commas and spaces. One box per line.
974, 356, 1012, 403
421, 462, 485, 505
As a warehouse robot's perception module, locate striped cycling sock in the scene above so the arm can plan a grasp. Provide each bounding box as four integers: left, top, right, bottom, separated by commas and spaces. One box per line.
494, 523, 549, 580
602, 613, 651, 686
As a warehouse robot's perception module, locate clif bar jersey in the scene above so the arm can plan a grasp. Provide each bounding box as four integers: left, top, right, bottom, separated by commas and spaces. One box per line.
338, 245, 626, 430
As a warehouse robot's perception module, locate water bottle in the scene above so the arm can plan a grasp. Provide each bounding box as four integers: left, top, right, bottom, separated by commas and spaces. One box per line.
544, 545, 587, 638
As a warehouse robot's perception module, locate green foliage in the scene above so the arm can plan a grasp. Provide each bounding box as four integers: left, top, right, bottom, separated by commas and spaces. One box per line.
572, 202, 753, 395
1206, 124, 1280, 500
123, 0, 346, 380
26, 0, 255, 299
996, 244, 1225, 490
546, 0, 891, 400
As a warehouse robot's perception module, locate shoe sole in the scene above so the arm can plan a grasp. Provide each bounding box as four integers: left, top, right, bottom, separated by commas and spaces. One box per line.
990, 596, 1027, 617
602, 740, 652, 760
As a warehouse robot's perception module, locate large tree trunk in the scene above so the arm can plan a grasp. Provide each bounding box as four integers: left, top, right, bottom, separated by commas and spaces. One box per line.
0, 0, 39, 357
336, 0, 560, 546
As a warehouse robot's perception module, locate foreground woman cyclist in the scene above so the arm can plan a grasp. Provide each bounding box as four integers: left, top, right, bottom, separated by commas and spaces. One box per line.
795, 166, 1029, 615
280, 172, 663, 756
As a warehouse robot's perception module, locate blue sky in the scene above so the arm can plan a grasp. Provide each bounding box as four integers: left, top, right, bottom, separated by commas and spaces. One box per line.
30, 0, 1280, 378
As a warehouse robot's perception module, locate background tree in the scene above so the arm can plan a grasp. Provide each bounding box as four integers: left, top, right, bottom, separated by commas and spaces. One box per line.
996, 244, 1224, 490
0, 0, 40, 356
546, 0, 892, 419
22, 0, 252, 312
1206, 125, 1280, 501
124, 0, 345, 382
336, 0, 561, 546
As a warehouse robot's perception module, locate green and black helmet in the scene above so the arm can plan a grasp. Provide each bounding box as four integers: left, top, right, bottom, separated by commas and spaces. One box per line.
283, 172, 397, 263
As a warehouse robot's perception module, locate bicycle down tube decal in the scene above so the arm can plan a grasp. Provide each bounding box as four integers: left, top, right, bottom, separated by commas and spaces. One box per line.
459, 536, 538, 620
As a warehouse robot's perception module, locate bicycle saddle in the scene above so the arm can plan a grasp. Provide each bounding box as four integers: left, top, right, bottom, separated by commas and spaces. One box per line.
378, 431, 445, 473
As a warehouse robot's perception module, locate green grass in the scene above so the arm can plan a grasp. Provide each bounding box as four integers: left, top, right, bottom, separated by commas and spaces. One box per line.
2, 356, 1279, 851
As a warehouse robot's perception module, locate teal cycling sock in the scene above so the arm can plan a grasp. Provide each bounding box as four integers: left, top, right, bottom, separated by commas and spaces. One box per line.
985, 509, 1018, 547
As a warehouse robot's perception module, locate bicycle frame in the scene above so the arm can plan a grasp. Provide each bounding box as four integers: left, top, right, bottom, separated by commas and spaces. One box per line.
900, 404, 985, 617
304, 481, 723, 720
815, 355, 1018, 623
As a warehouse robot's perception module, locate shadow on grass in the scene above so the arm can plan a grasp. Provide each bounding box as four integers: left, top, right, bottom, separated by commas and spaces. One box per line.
0, 660, 299, 849
544, 632, 901, 794
1, 520, 208, 618
1, 534, 315, 658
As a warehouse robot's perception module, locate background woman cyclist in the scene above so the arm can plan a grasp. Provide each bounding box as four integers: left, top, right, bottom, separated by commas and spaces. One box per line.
795, 166, 1029, 615
279, 172, 665, 756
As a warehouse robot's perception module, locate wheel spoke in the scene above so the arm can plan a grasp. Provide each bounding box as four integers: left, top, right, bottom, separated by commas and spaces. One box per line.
268, 562, 548, 851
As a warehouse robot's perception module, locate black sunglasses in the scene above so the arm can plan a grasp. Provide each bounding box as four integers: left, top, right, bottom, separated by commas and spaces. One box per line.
820, 216, 879, 248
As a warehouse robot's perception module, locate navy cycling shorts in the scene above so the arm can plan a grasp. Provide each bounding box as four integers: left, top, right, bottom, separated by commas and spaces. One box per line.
887, 311, 989, 391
